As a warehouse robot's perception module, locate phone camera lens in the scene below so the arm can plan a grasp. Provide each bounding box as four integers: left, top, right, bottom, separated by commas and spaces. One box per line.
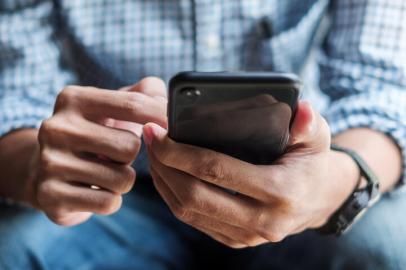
181, 88, 201, 98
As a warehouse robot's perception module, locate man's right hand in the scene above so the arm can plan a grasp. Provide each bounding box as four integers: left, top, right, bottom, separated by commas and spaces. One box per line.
30, 77, 167, 226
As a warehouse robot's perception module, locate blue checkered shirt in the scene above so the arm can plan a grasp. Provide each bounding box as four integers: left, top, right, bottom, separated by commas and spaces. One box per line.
1, 0, 406, 186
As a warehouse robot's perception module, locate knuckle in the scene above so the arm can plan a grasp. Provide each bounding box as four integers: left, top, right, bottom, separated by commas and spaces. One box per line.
39, 148, 54, 173
196, 154, 225, 182
38, 119, 54, 144
39, 149, 66, 177
47, 212, 69, 226
255, 215, 288, 243
243, 236, 264, 247
264, 231, 286, 243
37, 180, 54, 199
172, 204, 193, 223
39, 117, 75, 146
97, 195, 122, 215
119, 133, 141, 162
56, 86, 80, 108
119, 166, 136, 193
39, 118, 53, 134
37, 181, 63, 209
46, 211, 88, 227
255, 211, 273, 237
124, 92, 144, 113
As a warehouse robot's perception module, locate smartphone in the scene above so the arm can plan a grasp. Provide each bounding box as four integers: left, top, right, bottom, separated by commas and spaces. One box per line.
168, 71, 301, 165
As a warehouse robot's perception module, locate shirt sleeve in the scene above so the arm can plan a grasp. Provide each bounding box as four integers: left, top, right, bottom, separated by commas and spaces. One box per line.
0, 0, 76, 137
319, 0, 406, 186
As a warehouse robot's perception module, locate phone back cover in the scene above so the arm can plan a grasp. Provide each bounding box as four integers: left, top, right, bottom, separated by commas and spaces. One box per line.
169, 72, 300, 164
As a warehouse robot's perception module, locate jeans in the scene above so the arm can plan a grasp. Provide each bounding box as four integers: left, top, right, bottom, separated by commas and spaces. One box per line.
1, 155, 406, 270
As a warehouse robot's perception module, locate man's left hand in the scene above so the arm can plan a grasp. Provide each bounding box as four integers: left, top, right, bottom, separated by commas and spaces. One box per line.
143, 101, 359, 248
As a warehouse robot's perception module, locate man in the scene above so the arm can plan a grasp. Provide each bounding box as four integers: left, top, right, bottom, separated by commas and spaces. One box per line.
0, 0, 405, 269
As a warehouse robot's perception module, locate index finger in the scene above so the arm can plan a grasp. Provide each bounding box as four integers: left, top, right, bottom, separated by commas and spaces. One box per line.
145, 123, 281, 201
59, 86, 167, 128
120, 76, 167, 98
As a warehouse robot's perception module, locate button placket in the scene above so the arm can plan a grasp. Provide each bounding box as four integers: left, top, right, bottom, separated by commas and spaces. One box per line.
193, 0, 223, 71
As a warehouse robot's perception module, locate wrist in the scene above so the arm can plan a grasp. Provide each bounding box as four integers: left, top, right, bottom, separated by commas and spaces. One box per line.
320, 144, 381, 235
0, 128, 40, 207
327, 148, 361, 210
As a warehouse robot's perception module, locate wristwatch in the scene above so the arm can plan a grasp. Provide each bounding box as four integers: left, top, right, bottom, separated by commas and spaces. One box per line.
318, 144, 381, 236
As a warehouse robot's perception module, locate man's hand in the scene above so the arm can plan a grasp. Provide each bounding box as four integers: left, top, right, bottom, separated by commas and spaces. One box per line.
143, 101, 360, 248
30, 77, 167, 226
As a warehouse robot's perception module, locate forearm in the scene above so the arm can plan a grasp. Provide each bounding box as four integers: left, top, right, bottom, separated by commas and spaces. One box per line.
0, 129, 39, 204
332, 128, 402, 193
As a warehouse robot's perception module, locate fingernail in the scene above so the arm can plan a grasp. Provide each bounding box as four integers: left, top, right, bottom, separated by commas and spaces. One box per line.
143, 126, 153, 147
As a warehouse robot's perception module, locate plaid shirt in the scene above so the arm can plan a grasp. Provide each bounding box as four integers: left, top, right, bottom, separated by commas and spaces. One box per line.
1, 0, 405, 186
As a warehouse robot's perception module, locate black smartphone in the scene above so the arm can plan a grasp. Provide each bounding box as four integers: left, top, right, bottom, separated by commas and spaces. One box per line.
168, 71, 301, 165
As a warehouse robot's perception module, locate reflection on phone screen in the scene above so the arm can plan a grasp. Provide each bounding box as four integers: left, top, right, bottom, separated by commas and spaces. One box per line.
175, 94, 292, 164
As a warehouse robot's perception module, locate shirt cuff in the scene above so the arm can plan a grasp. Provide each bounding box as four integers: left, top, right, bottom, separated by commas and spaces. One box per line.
0, 96, 53, 138
323, 92, 406, 191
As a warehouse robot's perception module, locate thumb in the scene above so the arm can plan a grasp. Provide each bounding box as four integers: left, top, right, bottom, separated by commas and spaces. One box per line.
289, 101, 331, 151
143, 122, 167, 148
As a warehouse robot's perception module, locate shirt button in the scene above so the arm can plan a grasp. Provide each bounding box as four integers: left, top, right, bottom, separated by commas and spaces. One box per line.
205, 34, 220, 50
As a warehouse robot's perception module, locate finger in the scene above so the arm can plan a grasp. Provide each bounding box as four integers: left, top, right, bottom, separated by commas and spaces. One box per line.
104, 118, 143, 138
288, 101, 330, 151
46, 211, 93, 227
58, 86, 167, 128
144, 122, 278, 201
38, 180, 122, 216
149, 152, 295, 242
112, 77, 167, 136
150, 167, 262, 247
44, 151, 135, 194
47, 116, 141, 164
122, 77, 167, 98
190, 215, 268, 248
148, 156, 259, 229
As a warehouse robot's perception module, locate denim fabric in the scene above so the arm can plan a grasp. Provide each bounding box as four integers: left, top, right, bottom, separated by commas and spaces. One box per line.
1, 177, 405, 270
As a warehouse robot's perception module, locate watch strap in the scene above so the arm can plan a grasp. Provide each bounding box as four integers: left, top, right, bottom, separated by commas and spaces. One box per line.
318, 144, 380, 236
